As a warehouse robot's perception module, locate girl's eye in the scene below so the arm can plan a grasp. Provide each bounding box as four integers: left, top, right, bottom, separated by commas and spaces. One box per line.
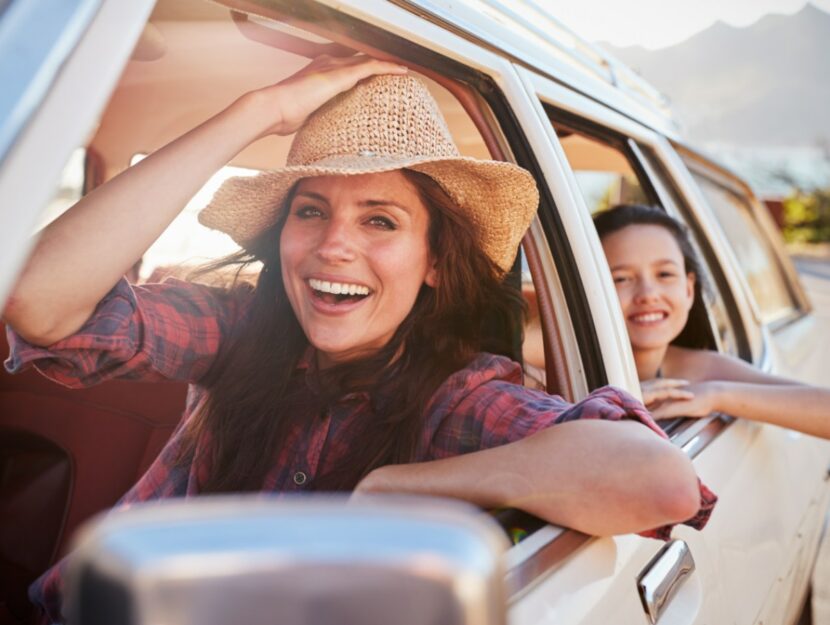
658, 271, 678, 279
613, 275, 631, 285
294, 205, 323, 219
367, 215, 397, 230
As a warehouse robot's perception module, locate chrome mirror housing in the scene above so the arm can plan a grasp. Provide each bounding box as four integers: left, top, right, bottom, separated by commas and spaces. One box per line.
65, 495, 509, 625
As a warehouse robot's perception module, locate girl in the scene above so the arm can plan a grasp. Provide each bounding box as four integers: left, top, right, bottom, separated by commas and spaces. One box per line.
4, 57, 712, 622
595, 203, 830, 437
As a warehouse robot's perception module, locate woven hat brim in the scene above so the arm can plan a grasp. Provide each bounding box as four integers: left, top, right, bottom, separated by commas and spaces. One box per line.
198, 154, 539, 272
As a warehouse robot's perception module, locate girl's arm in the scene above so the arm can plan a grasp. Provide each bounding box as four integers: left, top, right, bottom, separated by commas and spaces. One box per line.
652, 350, 830, 438
3, 56, 405, 346
354, 419, 701, 537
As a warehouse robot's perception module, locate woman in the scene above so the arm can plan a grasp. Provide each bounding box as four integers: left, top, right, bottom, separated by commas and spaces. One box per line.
595, 203, 830, 437
4, 57, 712, 622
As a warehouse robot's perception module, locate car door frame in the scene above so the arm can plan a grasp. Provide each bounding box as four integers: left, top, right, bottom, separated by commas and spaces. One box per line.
0, 0, 157, 310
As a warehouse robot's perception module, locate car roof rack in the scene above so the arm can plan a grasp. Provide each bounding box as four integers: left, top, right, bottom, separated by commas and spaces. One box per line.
396, 0, 676, 128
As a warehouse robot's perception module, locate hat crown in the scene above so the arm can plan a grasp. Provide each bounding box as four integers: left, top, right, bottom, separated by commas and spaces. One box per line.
287, 75, 461, 166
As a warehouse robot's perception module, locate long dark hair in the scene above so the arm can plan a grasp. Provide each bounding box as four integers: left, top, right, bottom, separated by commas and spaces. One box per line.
180, 169, 526, 492
593, 204, 713, 350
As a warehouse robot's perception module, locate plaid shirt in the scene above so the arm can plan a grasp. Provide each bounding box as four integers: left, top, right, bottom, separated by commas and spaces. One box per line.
5, 278, 716, 624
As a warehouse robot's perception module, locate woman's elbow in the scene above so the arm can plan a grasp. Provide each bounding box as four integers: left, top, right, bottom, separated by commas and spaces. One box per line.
2, 298, 85, 347
646, 444, 700, 525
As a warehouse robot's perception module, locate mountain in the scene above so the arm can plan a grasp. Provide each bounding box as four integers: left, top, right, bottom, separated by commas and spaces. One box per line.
605, 4, 830, 148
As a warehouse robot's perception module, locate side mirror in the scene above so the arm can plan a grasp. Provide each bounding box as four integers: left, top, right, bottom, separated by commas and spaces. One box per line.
66, 496, 509, 625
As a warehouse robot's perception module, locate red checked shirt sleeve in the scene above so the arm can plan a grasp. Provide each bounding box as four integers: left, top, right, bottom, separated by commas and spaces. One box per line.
4, 277, 254, 387
420, 352, 717, 539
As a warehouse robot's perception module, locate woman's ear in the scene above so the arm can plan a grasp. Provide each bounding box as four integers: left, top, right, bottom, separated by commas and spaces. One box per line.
685, 271, 696, 309
425, 261, 438, 288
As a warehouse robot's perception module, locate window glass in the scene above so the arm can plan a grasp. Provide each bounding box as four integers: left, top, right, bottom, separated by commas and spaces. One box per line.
690, 171, 797, 324
34, 148, 86, 230
520, 247, 547, 390
130, 154, 256, 282
556, 131, 648, 214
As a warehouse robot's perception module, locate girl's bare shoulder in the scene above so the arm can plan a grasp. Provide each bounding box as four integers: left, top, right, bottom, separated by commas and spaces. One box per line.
663, 345, 733, 382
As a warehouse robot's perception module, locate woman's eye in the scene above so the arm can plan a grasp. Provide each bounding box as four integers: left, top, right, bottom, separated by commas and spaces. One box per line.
658, 271, 678, 279
294, 205, 323, 219
612, 275, 631, 285
367, 215, 397, 230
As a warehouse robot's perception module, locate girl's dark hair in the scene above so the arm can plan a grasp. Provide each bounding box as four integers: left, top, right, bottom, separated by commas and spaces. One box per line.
179, 169, 525, 492
593, 204, 713, 350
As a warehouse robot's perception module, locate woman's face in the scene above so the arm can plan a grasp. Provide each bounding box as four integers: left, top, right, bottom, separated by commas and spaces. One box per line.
280, 171, 436, 367
600, 224, 695, 352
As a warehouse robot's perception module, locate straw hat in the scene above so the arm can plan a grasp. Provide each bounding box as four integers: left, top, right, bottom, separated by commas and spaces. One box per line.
199, 74, 539, 272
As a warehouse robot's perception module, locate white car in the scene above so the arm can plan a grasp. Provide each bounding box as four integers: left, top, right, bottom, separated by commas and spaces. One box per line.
2, 1, 829, 624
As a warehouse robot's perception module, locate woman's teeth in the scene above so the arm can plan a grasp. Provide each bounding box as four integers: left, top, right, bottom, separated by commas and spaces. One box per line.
631, 312, 666, 323
308, 278, 370, 296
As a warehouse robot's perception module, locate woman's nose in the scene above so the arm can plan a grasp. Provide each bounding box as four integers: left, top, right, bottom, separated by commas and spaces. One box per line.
314, 220, 356, 264
633, 279, 659, 302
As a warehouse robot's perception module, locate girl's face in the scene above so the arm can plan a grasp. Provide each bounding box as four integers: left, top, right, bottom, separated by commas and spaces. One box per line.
600, 224, 695, 352
280, 171, 437, 367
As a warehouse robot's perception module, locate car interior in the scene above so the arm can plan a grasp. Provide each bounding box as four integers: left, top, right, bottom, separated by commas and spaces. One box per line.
0, 2, 567, 620
0, 1, 759, 622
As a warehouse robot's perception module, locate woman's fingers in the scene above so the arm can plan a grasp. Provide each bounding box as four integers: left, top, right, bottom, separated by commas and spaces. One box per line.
652, 400, 697, 420
643, 388, 695, 407
264, 55, 407, 135
642, 378, 690, 390
641, 378, 692, 406
651, 394, 714, 419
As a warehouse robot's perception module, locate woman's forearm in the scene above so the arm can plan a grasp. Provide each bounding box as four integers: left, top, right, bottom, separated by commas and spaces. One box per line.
713, 382, 830, 438
3, 93, 273, 345
355, 420, 701, 536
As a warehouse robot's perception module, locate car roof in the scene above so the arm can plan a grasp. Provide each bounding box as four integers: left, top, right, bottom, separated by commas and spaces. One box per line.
397, 0, 679, 136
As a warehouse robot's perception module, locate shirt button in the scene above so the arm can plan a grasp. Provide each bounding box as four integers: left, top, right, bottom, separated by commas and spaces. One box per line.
293, 471, 308, 486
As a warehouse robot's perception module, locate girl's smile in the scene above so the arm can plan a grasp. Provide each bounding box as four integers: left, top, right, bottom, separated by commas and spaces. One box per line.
280, 171, 436, 367
601, 224, 695, 353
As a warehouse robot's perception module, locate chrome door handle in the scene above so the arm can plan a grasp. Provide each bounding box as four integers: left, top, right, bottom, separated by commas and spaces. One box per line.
637, 539, 696, 624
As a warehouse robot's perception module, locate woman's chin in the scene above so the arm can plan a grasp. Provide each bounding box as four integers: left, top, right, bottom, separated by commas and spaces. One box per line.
309, 336, 381, 367
628, 331, 674, 352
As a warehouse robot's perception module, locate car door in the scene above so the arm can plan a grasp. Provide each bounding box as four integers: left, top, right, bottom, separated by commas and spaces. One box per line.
0, 3, 167, 621
506, 64, 830, 625
672, 148, 830, 624
0, 0, 158, 306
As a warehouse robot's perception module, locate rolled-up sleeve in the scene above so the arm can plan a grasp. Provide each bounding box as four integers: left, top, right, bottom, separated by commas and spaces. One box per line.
423, 353, 667, 454
422, 353, 717, 537
4, 277, 252, 387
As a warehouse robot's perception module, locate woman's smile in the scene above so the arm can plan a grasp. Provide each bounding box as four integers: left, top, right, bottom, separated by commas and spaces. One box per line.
600, 224, 695, 352
280, 171, 436, 366
305, 275, 373, 313
628, 310, 670, 326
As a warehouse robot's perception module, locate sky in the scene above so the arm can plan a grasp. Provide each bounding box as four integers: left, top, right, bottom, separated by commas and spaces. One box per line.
537, 0, 830, 49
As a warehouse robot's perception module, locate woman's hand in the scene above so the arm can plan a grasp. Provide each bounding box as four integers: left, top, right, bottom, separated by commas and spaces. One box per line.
353, 464, 400, 496
647, 380, 722, 419
640, 378, 693, 409
250, 55, 408, 137
4, 54, 407, 344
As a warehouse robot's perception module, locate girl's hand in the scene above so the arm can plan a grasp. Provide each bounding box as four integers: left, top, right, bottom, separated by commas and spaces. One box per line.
250, 55, 408, 137
641, 378, 694, 409
649, 381, 722, 420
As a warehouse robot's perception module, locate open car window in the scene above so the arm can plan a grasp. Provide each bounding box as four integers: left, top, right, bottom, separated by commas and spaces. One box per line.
634, 144, 747, 360
539, 108, 748, 443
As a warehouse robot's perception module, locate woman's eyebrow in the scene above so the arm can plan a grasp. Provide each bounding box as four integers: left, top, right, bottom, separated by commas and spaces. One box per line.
359, 199, 413, 215
293, 191, 328, 203
609, 259, 681, 271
